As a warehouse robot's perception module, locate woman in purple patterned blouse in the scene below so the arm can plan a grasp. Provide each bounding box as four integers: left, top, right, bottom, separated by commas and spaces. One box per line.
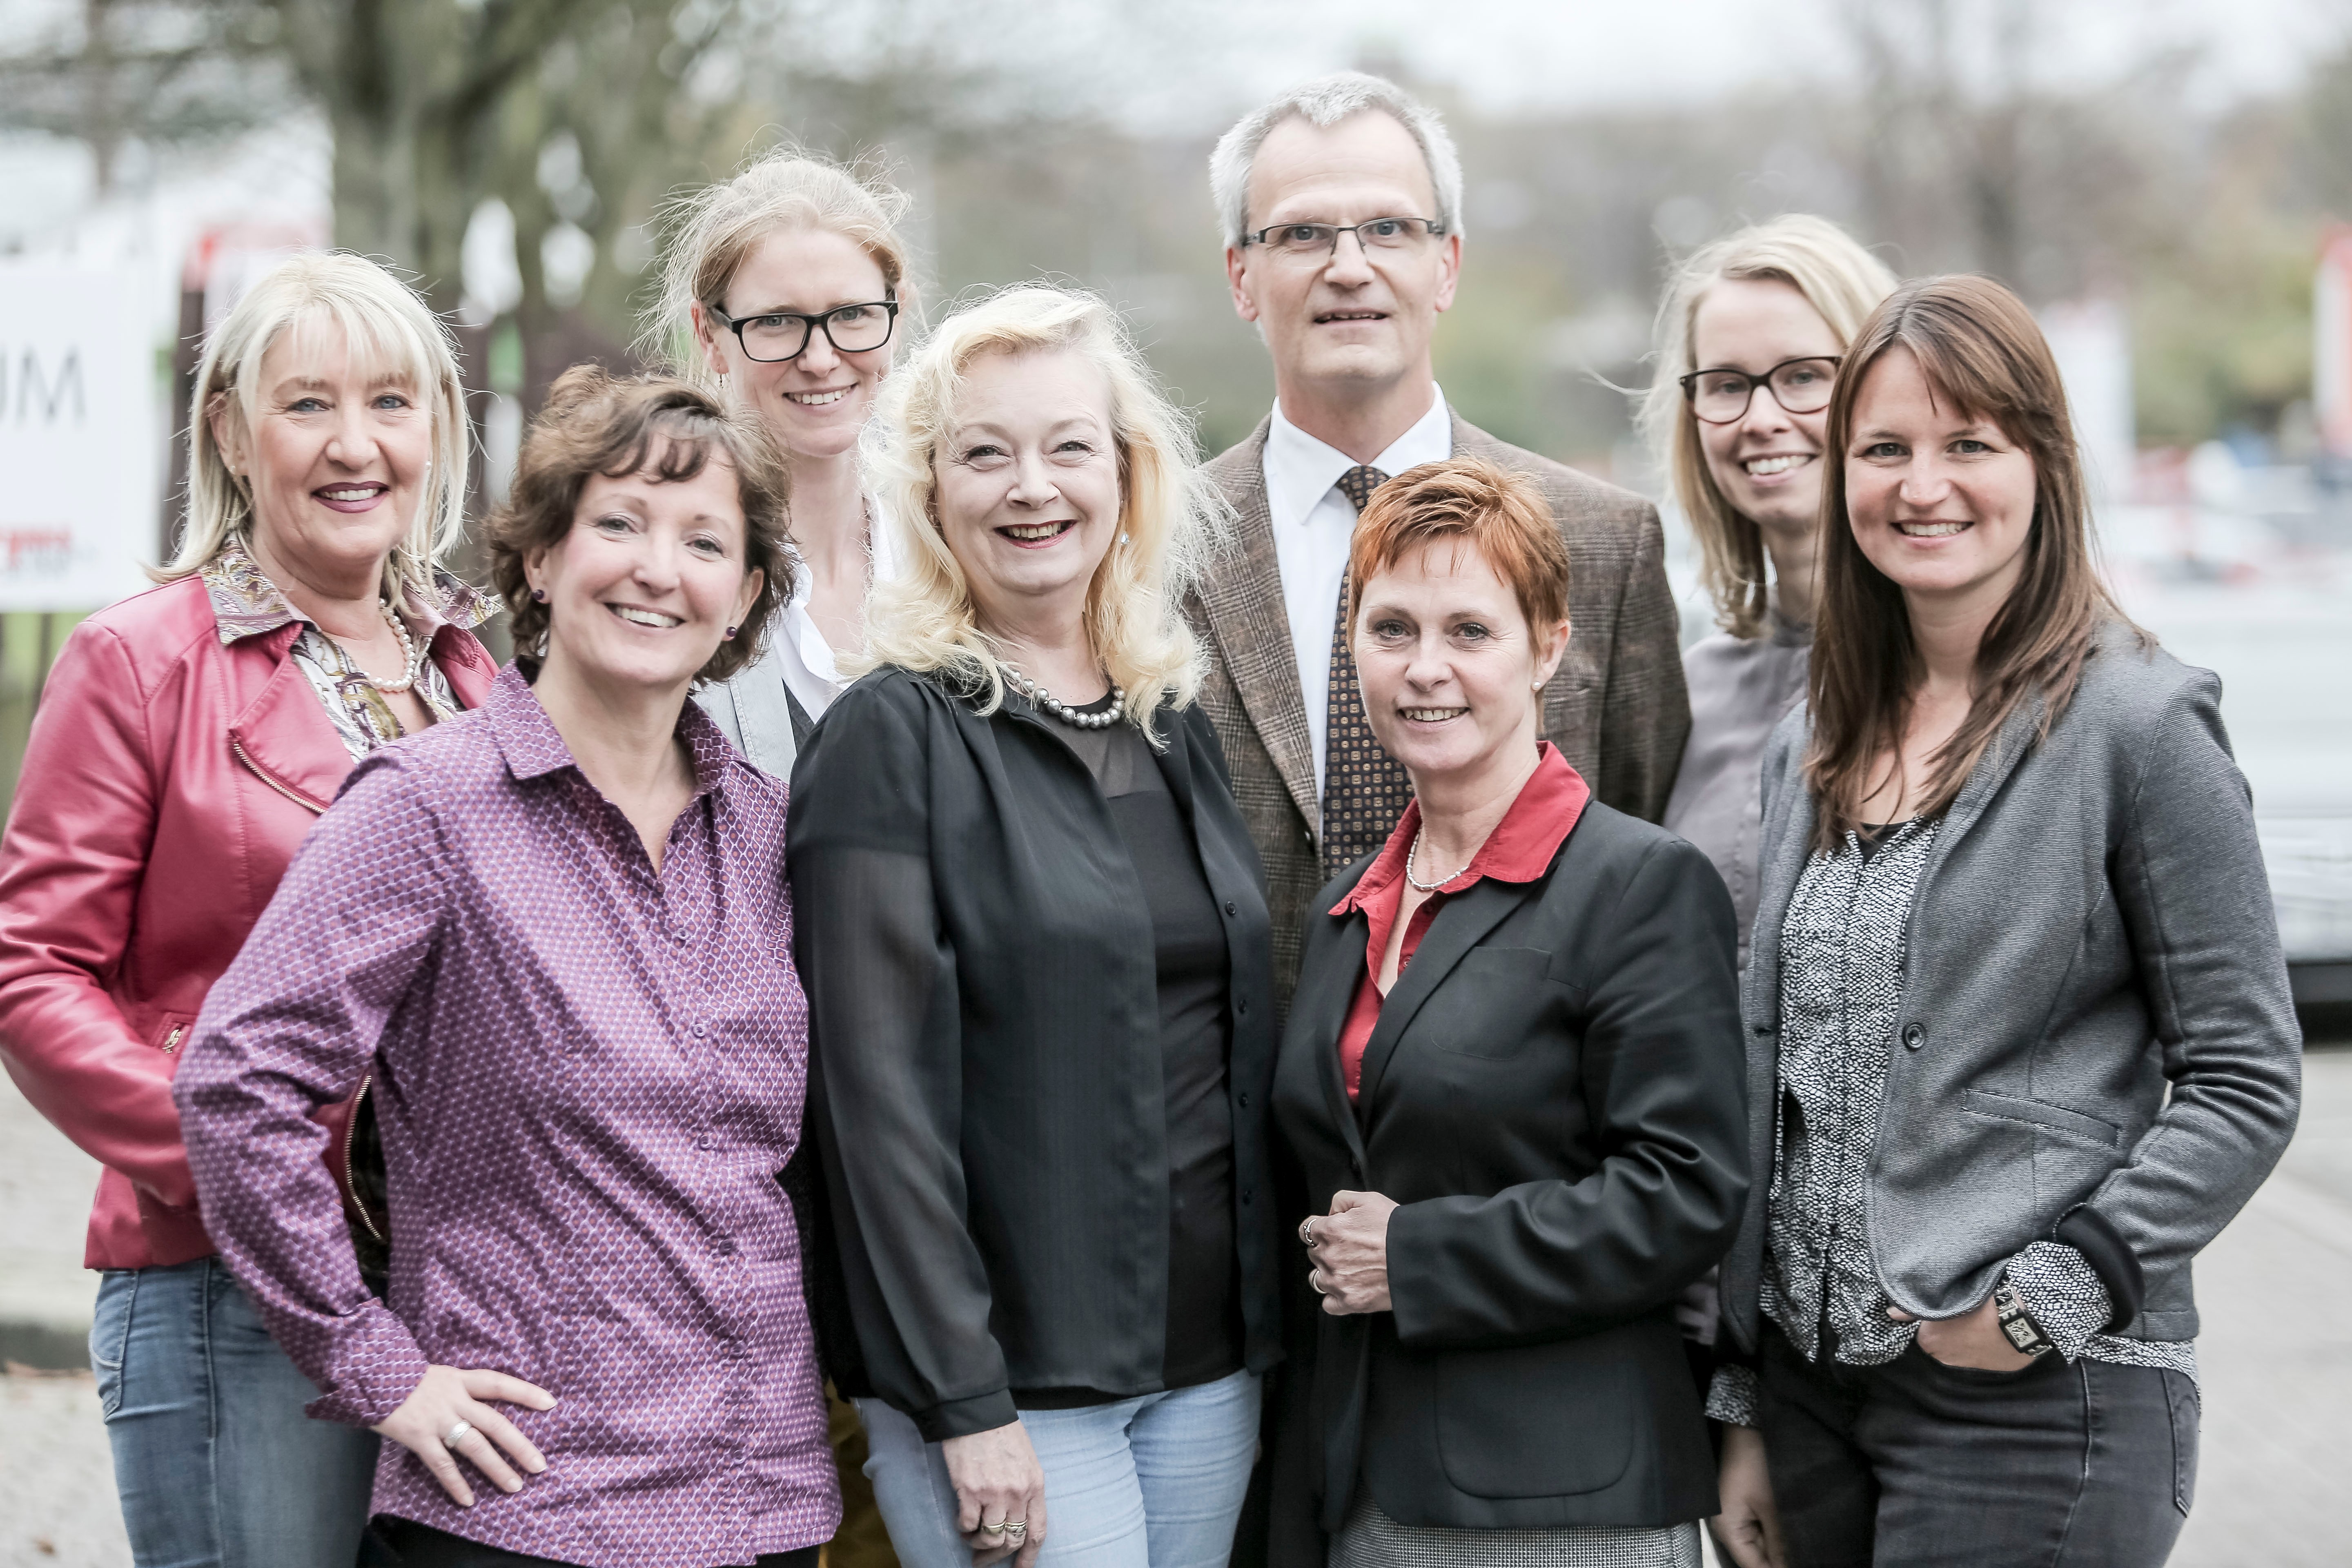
174, 368, 840, 1568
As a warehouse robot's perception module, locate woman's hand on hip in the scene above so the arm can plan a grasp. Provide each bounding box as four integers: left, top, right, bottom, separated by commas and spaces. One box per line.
371, 1364, 557, 1507
1303, 1189, 1399, 1316
1708, 1424, 1786, 1568
1890, 1296, 2039, 1372
941, 1419, 1047, 1567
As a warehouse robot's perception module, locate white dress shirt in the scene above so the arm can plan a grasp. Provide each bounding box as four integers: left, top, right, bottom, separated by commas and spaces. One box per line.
1262, 388, 1454, 792
773, 497, 898, 722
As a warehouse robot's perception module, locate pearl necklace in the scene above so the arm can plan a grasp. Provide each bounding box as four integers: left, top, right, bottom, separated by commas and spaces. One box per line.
1404, 824, 1470, 893
328, 600, 423, 695
1000, 662, 1123, 730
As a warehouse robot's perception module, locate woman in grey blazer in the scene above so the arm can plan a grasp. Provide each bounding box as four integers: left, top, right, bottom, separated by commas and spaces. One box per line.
1706, 275, 2301, 1568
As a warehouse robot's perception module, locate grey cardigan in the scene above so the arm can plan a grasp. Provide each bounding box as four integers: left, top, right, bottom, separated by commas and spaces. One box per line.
694, 635, 803, 780
1720, 621, 2301, 1355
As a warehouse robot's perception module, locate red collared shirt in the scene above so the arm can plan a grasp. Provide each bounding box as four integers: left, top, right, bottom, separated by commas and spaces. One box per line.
1330, 741, 1591, 1100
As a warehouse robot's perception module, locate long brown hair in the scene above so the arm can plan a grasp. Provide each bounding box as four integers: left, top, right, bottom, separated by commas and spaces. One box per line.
1806, 274, 2132, 852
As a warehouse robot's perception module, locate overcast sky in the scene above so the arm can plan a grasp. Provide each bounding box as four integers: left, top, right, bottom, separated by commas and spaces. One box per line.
1109, 0, 2345, 127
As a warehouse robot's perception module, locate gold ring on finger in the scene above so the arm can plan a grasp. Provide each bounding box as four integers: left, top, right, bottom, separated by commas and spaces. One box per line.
980, 1520, 1009, 1535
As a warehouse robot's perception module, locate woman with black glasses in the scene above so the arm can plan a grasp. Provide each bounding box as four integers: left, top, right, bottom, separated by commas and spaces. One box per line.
643, 147, 919, 1568
646, 146, 915, 772
1642, 216, 1895, 968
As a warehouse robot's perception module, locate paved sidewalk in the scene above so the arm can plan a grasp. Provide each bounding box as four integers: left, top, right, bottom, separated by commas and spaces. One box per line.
7, 1056, 2348, 1566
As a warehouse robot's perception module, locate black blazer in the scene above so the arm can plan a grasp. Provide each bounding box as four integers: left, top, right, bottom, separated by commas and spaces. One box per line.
1269, 801, 1747, 1552
788, 666, 1283, 1441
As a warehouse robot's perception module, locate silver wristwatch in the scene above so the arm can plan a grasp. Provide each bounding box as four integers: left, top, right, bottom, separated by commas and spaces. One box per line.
1993, 1281, 2055, 1357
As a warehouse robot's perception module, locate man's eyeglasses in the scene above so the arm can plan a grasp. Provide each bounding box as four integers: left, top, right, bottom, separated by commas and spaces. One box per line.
1239, 217, 1447, 262
709, 298, 900, 363
1678, 356, 1843, 425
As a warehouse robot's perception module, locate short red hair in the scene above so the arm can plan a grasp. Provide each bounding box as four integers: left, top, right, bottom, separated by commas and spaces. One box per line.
1348, 456, 1570, 633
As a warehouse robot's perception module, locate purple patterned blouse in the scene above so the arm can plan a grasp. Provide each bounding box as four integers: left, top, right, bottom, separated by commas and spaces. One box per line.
175, 664, 838, 1568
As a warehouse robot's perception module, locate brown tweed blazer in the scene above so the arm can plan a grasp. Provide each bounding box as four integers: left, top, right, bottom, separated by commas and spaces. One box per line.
1184, 412, 1691, 1015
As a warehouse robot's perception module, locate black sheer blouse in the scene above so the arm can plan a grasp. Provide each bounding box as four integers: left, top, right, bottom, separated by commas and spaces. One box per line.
787, 667, 1283, 1441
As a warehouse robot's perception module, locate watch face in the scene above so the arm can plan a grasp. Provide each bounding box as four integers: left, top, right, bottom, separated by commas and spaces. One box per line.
2002, 1319, 2036, 1351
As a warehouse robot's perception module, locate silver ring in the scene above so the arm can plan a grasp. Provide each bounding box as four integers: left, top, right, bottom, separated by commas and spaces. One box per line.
1004, 1521, 1029, 1541
1298, 1217, 1317, 1247
443, 1419, 475, 1448
1310, 1270, 1328, 1296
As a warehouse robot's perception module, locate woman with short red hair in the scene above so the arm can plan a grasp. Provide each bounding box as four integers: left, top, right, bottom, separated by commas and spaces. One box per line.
1267, 456, 1748, 1567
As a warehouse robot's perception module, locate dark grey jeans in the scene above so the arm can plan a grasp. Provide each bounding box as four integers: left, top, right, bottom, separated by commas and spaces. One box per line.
1757, 1324, 2198, 1568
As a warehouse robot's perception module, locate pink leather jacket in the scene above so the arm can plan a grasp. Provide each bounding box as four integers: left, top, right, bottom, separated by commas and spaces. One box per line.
0, 569, 496, 1271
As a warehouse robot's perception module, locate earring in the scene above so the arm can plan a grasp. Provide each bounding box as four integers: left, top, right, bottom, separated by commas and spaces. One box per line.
531, 588, 548, 604
723, 625, 739, 640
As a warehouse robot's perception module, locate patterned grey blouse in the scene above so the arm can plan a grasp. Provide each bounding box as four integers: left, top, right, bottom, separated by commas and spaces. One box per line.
203, 541, 489, 757
1708, 817, 2197, 1427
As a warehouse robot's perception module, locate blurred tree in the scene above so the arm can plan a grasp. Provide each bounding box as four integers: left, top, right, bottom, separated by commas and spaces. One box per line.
0, 0, 295, 192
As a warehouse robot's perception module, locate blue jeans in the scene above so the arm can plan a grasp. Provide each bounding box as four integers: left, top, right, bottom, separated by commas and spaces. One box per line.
859, 1370, 1261, 1568
91, 1257, 380, 1568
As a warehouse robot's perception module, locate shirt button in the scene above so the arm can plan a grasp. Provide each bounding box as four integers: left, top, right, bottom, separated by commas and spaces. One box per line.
713, 1236, 735, 1256
696, 1134, 713, 1150
1241, 1187, 1254, 1204
1224, 901, 1238, 917
693, 1021, 710, 1038
1236, 1091, 1250, 1108
1902, 1022, 1926, 1051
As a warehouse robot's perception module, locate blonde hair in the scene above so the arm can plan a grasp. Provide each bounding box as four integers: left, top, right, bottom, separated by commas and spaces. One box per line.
1639, 214, 1898, 638
855, 284, 1221, 732
642, 145, 915, 390
165, 251, 469, 598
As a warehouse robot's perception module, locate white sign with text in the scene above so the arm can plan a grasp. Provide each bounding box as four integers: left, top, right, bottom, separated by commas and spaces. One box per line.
0, 266, 161, 611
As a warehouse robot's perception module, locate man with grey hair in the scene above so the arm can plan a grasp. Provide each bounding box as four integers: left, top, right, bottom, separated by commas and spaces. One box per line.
1190, 71, 1690, 1013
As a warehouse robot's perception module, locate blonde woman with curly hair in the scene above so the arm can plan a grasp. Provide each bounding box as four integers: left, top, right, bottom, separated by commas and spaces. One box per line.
788, 286, 1281, 1568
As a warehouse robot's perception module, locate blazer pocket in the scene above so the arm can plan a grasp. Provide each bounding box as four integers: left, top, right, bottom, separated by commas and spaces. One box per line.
1429, 948, 1552, 1060
1962, 1089, 2121, 1150
1436, 1336, 1635, 1499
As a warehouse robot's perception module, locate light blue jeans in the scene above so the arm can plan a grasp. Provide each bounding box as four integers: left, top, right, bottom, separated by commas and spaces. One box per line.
859, 1369, 1261, 1568
91, 1257, 379, 1568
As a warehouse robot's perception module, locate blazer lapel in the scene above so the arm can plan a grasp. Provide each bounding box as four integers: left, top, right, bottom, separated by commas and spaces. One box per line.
226, 631, 353, 812
1291, 907, 1371, 1168
1354, 878, 1532, 1116
1198, 419, 1319, 831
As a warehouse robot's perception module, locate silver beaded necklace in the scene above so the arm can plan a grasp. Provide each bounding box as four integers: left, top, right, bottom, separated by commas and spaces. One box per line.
1404, 824, 1471, 893
999, 662, 1123, 730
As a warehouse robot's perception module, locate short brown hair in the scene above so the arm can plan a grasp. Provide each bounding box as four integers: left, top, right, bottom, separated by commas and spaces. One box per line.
1347, 457, 1571, 635
1807, 274, 2136, 852
486, 366, 792, 686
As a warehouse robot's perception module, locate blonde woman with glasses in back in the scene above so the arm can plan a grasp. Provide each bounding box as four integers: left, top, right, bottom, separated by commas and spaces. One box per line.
645, 147, 920, 1567
646, 145, 916, 777
1644, 214, 1896, 965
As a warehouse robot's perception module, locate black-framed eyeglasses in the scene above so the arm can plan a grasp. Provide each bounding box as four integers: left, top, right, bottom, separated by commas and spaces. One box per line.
710, 298, 900, 363
1679, 356, 1843, 424
1239, 216, 1448, 260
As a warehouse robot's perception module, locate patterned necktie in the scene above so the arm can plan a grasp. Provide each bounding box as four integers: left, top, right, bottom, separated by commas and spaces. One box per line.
1321, 465, 1414, 881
